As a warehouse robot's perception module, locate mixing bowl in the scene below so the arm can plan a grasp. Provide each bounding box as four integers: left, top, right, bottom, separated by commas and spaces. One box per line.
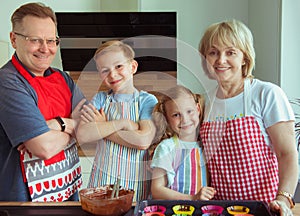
79, 186, 134, 216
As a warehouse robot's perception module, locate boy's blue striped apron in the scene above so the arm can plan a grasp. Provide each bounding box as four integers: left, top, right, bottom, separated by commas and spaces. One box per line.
88, 91, 150, 202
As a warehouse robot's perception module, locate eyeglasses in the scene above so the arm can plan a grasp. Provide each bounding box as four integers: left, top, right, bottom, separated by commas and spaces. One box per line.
14, 32, 60, 47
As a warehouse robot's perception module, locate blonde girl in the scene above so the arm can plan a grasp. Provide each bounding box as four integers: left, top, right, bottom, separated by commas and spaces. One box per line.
150, 85, 216, 200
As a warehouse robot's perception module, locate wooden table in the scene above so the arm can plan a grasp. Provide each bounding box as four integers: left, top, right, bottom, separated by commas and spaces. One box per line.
0, 201, 299, 215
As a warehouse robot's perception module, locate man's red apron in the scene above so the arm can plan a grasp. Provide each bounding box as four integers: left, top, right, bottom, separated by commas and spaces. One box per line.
12, 55, 82, 202
200, 79, 278, 202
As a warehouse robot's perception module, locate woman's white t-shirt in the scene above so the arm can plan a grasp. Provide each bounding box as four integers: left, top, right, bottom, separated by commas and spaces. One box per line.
204, 79, 295, 146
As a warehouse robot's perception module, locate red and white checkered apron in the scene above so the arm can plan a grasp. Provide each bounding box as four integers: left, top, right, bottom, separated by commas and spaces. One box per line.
200, 79, 278, 202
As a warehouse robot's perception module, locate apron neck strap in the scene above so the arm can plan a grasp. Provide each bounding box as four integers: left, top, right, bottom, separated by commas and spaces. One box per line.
244, 78, 252, 116
172, 135, 180, 147
11, 54, 54, 78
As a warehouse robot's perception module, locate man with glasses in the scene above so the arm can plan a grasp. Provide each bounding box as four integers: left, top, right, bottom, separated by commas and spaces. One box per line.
13, 32, 60, 47
0, 2, 86, 201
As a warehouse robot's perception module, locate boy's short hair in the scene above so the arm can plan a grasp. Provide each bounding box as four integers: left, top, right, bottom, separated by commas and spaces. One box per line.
94, 40, 135, 61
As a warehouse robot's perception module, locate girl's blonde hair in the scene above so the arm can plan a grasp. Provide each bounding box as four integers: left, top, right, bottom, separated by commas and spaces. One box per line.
198, 19, 255, 78
152, 85, 205, 144
94, 40, 135, 61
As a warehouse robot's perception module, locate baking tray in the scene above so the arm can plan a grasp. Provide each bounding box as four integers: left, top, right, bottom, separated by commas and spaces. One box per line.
133, 200, 278, 216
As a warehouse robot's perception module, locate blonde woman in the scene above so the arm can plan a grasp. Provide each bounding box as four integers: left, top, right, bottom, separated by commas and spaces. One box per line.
199, 19, 298, 215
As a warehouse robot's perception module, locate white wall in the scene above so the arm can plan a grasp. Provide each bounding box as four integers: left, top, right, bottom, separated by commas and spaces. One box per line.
248, 0, 281, 86
281, 1, 300, 181
281, 0, 300, 100
100, 0, 139, 11
0, 41, 9, 67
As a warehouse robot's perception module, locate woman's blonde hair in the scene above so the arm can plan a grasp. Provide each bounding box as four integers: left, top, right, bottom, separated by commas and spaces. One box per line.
152, 85, 205, 144
94, 40, 135, 61
198, 19, 255, 78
